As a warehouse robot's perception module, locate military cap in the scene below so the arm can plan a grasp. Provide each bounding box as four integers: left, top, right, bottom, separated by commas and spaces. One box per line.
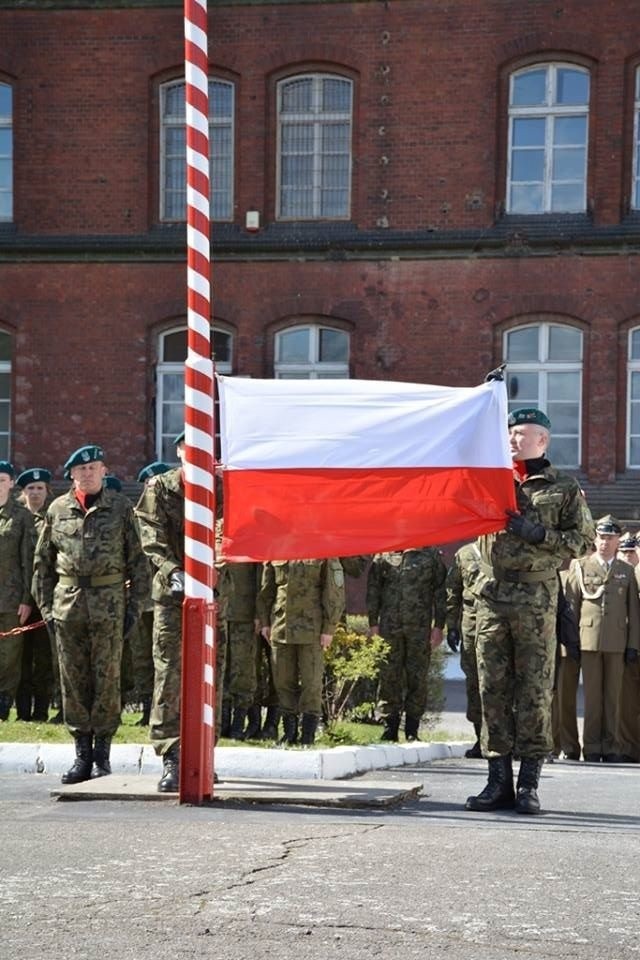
63, 444, 105, 480
618, 532, 638, 551
0, 460, 15, 478
174, 430, 185, 445
16, 467, 52, 488
507, 408, 552, 431
137, 461, 171, 483
595, 514, 622, 536
103, 475, 122, 492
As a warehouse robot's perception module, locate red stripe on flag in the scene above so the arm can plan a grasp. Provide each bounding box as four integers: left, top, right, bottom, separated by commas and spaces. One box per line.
221, 466, 516, 561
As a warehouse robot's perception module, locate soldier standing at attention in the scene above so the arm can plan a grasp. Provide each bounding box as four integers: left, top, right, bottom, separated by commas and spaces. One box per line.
32, 445, 150, 782
256, 559, 345, 746
466, 407, 594, 815
565, 516, 640, 763
366, 547, 447, 742
0, 460, 36, 722
218, 559, 261, 740
445, 540, 483, 758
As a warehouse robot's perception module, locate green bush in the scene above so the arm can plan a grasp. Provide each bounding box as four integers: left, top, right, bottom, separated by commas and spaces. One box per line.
322, 615, 390, 725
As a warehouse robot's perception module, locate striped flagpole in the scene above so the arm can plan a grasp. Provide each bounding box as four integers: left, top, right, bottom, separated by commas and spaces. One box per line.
180, 0, 216, 804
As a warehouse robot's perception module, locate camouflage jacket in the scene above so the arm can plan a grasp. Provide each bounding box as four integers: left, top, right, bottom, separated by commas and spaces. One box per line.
256, 559, 345, 644
217, 560, 260, 623
0, 497, 36, 611
33, 488, 150, 621
366, 547, 447, 634
445, 542, 482, 632
135, 467, 184, 606
472, 464, 595, 600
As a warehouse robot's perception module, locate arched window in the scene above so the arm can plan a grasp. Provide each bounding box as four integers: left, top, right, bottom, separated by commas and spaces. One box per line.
0, 83, 12, 221
507, 64, 589, 214
0, 331, 12, 458
504, 321, 583, 467
632, 69, 640, 209
156, 325, 232, 461
160, 78, 234, 221
277, 74, 353, 219
274, 324, 349, 378
627, 328, 640, 466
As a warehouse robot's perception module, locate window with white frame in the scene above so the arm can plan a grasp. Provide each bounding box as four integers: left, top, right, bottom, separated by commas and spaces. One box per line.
160, 78, 234, 221
274, 325, 349, 378
0, 331, 11, 458
277, 74, 352, 219
0, 83, 12, 221
156, 326, 232, 461
507, 64, 589, 214
627, 328, 640, 466
504, 321, 583, 467
632, 69, 640, 209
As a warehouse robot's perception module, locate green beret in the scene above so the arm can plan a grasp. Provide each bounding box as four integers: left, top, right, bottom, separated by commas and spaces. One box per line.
0, 460, 15, 478
507, 408, 551, 431
619, 532, 637, 551
63, 444, 105, 480
595, 514, 622, 536
103, 475, 122, 492
137, 461, 171, 483
174, 430, 185, 446
16, 467, 52, 488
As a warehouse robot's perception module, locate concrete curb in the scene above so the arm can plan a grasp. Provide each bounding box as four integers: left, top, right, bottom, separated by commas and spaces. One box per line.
0, 740, 472, 780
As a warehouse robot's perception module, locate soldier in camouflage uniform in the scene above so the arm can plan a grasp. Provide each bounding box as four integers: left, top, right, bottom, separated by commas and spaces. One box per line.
256, 559, 345, 746
14, 468, 54, 722
33, 445, 150, 783
366, 547, 447, 741
0, 461, 36, 721
445, 540, 482, 757
466, 407, 594, 816
218, 559, 260, 740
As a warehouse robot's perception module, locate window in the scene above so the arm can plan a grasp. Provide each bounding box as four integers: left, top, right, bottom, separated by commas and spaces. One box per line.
0, 331, 11, 458
160, 78, 234, 221
632, 70, 640, 209
627, 328, 640, 466
274, 324, 349, 378
277, 74, 352, 219
507, 64, 589, 214
0, 83, 12, 221
156, 326, 232, 461
504, 321, 583, 467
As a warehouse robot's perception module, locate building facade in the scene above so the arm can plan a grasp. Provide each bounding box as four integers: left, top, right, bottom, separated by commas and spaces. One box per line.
1, 0, 640, 512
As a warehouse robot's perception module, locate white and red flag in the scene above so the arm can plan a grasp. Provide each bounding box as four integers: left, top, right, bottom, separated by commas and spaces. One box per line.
217, 377, 515, 561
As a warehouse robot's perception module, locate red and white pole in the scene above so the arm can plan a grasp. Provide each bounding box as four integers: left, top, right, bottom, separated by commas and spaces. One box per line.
180, 0, 216, 804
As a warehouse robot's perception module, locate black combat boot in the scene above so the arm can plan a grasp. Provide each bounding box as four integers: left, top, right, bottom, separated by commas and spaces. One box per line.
465, 755, 515, 811
465, 722, 482, 758
220, 701, 232, 738
0, 692, 12, 721
381, 713, 400, 742
243, 706, 262, 740
91, 736, 112, 778
135, 696, 151, 726
404, 715, 421, 742
49, 708, 64, 724
158, 744, 180, 793
279, 712, 299, 745
15, 691, 32, 721
229, 707, 248, 741
32, 696, 50, 722
300, 713, 319, 746
61, 734, 94, 784
515, 757, 543, 815
261, 706, 280, 740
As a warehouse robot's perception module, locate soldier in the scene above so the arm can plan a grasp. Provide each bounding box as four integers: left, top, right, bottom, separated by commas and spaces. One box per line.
218, 559, 261, 740
552, 571, 582, 760
14, 468, 54, 722
135, 433, 226, 792
466, 407, 594, 815
617, 532, 640, 762
0, 461, 36, 721
445, 540, 482, 757
565, 516, 640, 763
32, 445, 150, 782
366, 547, 447, 742
256, 559, 345, 746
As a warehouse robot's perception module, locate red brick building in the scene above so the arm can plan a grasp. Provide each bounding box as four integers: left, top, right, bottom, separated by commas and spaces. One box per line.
1, 0, 640, 515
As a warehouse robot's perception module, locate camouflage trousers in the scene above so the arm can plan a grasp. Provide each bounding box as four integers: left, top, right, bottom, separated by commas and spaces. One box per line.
121, 610, 154, 700
377, 629, 431, 720
460, 607, 481, 728
253, 635, 279, 709
271, 640, 324, 716
475, 585, 556, 759
56, 612, 124, 738
150, 601, 227, 757
16, 610, 53, 709
222, 620, 258, 709
0, 610, 22, 699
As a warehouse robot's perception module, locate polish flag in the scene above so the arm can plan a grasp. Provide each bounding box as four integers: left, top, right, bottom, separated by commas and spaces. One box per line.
217, 377, 515, 561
